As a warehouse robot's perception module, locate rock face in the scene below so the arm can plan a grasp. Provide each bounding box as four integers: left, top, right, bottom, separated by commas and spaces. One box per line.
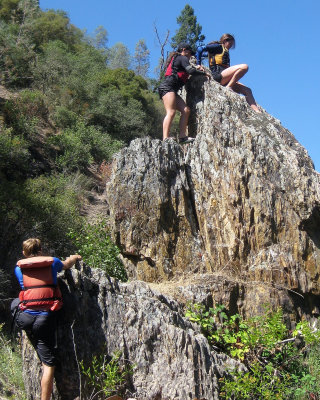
106, 77, 320, 318
22, 264, 239, 400
22, 77, 320, 399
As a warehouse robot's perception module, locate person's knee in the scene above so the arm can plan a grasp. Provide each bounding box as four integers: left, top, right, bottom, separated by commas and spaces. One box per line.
241, 64, 249, 73
165, 109, 176, 121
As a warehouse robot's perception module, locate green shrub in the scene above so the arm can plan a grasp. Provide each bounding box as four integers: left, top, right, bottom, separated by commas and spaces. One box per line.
21, 172, 87, 255
80, 350, 133, 399
68, 219, 127, 281
220, 361, 292, 400
186, 303, 320, 399
0, 127, 30, 178
0, 324, 26, 399
51, 120, 123, 172
52, 106, 78, 128
4, 90, 47, 136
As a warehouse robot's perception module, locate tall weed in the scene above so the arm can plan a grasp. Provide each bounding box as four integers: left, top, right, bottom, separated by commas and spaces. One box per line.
0, 324, 26, 399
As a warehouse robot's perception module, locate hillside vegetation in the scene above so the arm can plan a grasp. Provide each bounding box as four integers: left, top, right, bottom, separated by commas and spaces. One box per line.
0, 0, 163, 268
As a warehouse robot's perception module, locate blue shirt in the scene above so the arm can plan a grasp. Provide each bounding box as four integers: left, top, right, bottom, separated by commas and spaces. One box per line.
15, 257, 64, 315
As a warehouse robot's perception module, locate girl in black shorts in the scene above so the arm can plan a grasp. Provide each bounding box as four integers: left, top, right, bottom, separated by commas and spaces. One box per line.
159, 42, 208, 143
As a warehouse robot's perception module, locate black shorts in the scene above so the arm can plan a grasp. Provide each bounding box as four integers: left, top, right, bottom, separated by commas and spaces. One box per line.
210, 65, 226, 83
158, 76, 182, 99
15, 311, 57, 366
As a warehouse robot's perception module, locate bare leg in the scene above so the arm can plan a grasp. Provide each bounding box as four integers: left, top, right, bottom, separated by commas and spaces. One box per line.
232, 82, 261, 112
41, 364, 55, 400
220, 64, 249, 87
175, 95, 190, 138
162, 91, 177, 140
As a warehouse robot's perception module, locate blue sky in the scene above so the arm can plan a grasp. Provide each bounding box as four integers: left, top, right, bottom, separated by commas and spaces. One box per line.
39, 0, 320, 171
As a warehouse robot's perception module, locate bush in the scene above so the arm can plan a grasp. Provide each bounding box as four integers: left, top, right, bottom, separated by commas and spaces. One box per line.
0, 324, 26, 399
4, 90, 48, 136
68, 219, 127, 281
185, 303, 320, 399
80, 350, 133, 399
52, 106, 78, 128
51, 120, 124, 172
20, 172, 88, 255
0, 127, 30, 178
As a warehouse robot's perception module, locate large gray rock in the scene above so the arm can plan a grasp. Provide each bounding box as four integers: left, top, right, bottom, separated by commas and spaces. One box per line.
22, 76, 320, 399
105, 77, 320, 319
22, 264, 239, 399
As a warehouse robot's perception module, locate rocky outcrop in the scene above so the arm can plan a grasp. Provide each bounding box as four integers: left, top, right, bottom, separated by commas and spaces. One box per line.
22, 76, 320, 399
22, 264, 240, 400
105, 77, 320, 318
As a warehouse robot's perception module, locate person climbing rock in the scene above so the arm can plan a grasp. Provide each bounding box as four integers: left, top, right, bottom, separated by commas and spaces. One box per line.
196, 33, 261, 113
13, 238, 81, 400
159, 42, 210, 143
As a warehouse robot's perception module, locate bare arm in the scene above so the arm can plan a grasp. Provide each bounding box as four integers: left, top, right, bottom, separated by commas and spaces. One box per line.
62, 254, 82, 270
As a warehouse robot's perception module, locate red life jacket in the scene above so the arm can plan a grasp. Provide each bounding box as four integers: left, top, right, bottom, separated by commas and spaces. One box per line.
165, 55, 189, 84
17, 256, 63, 312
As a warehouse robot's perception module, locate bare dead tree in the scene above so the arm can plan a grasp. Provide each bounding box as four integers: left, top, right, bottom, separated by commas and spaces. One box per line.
153, 23, 170, 78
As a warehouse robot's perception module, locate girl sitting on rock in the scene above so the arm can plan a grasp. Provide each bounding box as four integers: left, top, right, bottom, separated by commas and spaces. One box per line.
196, 33, 260, 113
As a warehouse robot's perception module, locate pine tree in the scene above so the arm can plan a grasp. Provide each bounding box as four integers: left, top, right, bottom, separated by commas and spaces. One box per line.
132, 39, 150, 78
171, 4, 205, 51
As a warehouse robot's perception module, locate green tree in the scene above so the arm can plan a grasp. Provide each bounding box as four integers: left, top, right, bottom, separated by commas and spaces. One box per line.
0, 0, 20, 22
132, 39, 150, 78
30, 8, 83, 49
171, 4, 205, 51
90, 25, 108, 50
108, 42, 130, 69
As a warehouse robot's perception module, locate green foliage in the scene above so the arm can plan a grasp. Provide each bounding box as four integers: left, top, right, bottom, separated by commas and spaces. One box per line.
52, 106, 78, 128
22, 173, 85, 249
30, 8, 83, 49
293, 320, 320, 345
0, 127, 30, 178
100, 68, 148, 101
51, 119, 124, 172
0, 1, 164, 271
133, 39, 150, 78
107, 42, 131, 70
186, 303, 320, 399
0, 324, 26, 399
4, 89, 48, 135
220, 361, 292, 400
80, 350, 133, 399
0, 172, 86, 256
68, 219, 127, 281
0, 0, 39, 86
0, 0, 20, 22
171, 4, 205, 51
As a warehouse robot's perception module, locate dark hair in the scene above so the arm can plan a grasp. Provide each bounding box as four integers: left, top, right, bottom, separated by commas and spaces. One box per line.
163, 51, 179, 70
177, 42, 193, 52
208, 33, 236, 49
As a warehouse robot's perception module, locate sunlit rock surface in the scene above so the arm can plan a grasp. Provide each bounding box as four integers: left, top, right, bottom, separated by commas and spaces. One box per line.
106, 77, 320, 317
23, 76, 320, 399
23, 265, 239, 399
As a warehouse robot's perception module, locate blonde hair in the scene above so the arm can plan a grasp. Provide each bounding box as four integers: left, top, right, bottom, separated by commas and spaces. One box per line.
22, 238, 42, 257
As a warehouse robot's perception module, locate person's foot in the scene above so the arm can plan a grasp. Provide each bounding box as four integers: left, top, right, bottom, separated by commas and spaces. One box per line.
179, 136, 195, 144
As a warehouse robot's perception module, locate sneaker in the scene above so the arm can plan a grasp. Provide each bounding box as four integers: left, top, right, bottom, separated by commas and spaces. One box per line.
179, 136, 195, 144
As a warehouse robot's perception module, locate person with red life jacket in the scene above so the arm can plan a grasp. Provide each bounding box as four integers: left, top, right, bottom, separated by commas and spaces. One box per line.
14, 238, 81, 400
158, 42, 209, 143
196, 33, 260, 113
